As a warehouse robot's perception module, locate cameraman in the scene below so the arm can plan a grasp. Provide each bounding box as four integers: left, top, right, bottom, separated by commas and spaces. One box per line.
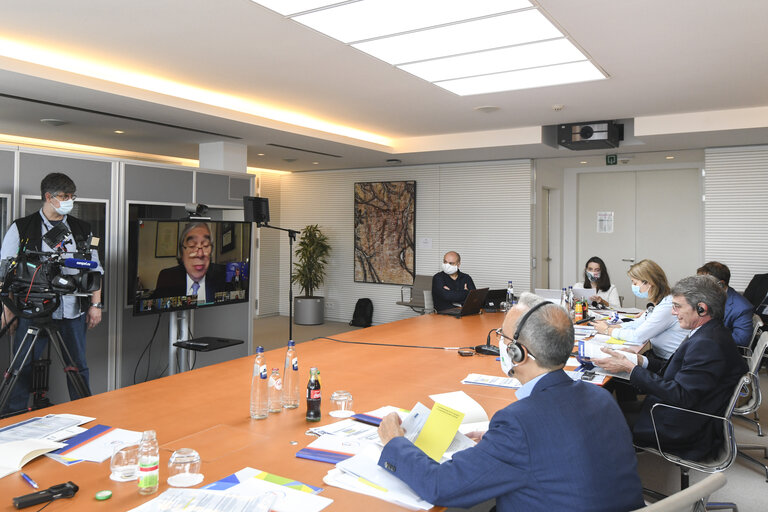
1, 173, 103, 414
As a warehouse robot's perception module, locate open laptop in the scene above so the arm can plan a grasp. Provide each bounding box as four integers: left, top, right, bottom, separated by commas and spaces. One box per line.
484, 289, 508, 311
437, 288, 489, 317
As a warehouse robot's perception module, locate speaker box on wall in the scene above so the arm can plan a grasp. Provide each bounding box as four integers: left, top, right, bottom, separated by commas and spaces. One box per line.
243, 196, 270, 224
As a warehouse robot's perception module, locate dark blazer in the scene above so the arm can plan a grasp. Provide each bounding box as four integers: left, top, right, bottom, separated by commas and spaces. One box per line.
744, 273, 768, 323
630, 318, 747, 460
724, 286, 756, 346
153, 263, 229, 303
432, 270, 476, 311
378, 370, 644, 512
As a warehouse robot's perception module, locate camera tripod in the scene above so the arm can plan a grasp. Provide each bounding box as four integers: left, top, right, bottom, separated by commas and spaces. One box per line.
0, 318, 90, 418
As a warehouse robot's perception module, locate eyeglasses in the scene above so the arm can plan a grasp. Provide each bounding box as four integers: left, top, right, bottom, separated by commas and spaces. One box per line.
671, 302, 687, 311
54, 193, 77, 201
495, 328, 537, 360
183, 243, 212, 255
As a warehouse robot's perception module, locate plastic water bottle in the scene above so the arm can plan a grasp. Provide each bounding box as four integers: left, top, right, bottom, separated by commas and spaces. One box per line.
282, 340, 299, 409
250, 346, 268, 419
506, 281, 515, 304
268, 368, 283, 413
137, 430, 159, 495
567, 286, 574, 311
560, 287, 568, 311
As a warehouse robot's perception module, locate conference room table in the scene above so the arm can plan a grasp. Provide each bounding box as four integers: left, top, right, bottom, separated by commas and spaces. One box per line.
0, 311, 518, 511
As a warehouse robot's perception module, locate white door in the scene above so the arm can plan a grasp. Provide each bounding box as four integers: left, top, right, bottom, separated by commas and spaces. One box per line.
577, 169, 702, 308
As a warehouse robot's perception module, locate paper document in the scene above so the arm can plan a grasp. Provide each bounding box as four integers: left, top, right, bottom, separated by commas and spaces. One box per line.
428, 391, 489, 425
296, 433, 374, 464
50, 424, 141, 463
414, 403, 464, 462
0, 439, 65, 479
461, 373, 521, 389
0, 414, 93, 445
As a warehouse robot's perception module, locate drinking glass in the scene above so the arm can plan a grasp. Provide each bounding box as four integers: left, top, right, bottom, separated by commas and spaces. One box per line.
167, 448, 203, 487
329, 390, 354, 418
109, 443, 139, 482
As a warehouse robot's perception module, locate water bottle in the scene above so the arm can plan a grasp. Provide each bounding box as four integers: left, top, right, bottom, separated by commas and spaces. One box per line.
567, 286, 574, 311
283, 340, 300, 409
268, 368, 283, 413
137, 430, 159, 495
250, 346, 268, 419
306, 367, 321, 422
506, 281, 515, 304
560, 287, 568, 311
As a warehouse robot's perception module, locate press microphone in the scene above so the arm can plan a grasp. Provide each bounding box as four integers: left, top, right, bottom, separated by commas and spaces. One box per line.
475, 329, 500, 356
63, 258, 98, 269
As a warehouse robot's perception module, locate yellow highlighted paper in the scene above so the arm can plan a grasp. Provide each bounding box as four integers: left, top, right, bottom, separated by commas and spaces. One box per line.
414, 404, 465, 461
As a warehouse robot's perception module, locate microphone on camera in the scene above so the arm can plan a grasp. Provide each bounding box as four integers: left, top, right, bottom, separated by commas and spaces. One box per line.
63, 258, 98, 269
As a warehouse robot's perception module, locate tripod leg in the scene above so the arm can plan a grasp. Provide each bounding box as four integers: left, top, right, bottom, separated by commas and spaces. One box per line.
45, 327, 91, 401
0, 327, 42, 416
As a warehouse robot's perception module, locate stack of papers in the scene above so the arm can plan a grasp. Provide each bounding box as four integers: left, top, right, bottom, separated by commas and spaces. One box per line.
47, 424, 142, 465
462, 373, 521, 389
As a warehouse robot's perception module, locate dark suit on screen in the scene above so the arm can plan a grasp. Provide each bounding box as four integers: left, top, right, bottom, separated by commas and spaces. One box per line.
153, 263, 229, 303
630, 319, 747, 460
378, 370, 644, 512
744, 273, 768, 324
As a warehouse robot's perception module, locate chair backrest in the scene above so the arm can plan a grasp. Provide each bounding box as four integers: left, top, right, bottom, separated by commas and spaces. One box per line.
423, 290, 434, 313
749, 314, 764, 351
398, 275, 432, 308
747, 330, 768, 374
633, 473, 726, 511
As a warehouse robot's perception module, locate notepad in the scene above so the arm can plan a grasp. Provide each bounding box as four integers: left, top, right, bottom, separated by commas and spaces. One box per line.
0, 439, 64, 479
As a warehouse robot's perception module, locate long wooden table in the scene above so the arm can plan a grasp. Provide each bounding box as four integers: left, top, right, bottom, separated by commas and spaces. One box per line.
0, 312, 513, 511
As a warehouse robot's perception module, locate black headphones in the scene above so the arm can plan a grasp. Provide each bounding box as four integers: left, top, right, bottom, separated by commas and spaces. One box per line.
507, 301, 549, 363
696, 303, 706, 316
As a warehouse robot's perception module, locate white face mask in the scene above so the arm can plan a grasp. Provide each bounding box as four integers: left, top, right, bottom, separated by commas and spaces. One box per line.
498, 336, 515, 377
587, 270, 600, 282
54, 199, 74, 216
442, 262, 458, 275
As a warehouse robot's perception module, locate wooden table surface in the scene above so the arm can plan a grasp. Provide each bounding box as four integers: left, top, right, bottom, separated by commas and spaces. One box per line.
0, 312, 513, 511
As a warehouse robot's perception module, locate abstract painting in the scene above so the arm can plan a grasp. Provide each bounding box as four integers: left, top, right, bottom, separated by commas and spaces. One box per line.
354, 181, 416, 285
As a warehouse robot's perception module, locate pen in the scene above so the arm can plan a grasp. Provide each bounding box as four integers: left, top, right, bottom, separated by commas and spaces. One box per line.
20, 472, 39, 489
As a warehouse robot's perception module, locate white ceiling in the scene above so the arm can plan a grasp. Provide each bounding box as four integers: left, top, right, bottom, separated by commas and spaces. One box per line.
1, 0, 767, 172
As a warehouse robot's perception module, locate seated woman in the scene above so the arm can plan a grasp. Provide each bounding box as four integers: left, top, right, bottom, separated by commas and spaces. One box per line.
591, 259, 688, 361
574, 256, 621, 309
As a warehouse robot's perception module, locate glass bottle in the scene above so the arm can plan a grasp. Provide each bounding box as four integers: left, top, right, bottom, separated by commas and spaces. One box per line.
282, 340, 299, 409
137, 430, 159, 495
306, 367, 321, 422
250, 346, 268, 419
506, 281, 515, 304
268, 368, 283, 413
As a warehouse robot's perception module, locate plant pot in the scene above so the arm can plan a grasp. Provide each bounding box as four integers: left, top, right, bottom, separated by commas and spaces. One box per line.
294, 296, 325, 325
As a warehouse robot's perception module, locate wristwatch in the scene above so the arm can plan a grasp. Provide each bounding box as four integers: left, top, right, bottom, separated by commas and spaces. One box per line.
90, 302, 103, 309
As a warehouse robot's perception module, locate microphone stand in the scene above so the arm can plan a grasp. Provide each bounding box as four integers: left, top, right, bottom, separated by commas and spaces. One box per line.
257, 223, 300, 342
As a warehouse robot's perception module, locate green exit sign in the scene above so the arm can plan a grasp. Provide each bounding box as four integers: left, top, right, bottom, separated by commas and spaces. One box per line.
606, 154, 618, 165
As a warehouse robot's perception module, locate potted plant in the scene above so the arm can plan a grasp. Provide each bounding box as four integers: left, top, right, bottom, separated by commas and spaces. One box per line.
292, 224, 331, 325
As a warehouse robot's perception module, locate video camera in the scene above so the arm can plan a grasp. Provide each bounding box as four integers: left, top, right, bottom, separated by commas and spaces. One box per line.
0, 223, 101, 319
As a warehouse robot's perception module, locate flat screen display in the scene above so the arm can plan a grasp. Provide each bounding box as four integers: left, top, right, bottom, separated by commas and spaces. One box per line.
131, 219, 251, 316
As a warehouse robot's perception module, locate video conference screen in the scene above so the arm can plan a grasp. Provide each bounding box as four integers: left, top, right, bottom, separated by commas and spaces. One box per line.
131, 219, 251, 316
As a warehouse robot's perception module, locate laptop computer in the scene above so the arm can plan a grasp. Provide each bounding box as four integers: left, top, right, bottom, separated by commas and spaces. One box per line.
437, 288, 489, 317
484, 289, 508, 311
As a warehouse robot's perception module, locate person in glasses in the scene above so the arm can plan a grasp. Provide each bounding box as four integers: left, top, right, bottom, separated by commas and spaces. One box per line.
376, 293, 643, 512
1, 172, 103, 414
154, 222, 229, 304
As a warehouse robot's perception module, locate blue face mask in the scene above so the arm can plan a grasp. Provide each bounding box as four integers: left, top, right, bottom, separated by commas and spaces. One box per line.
631, 284, 649, 299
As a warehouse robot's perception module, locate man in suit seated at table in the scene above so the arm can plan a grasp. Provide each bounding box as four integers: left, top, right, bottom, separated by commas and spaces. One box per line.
432, 251, 476, 312
697, 261, 755, 346
154, 222, 230, 304
596, 275, 747, 460
377, 293, 644, 512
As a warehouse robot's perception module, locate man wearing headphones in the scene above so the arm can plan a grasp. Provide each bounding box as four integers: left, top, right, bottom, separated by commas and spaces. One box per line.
377, 293, 644, 512
597, 275, 747, 460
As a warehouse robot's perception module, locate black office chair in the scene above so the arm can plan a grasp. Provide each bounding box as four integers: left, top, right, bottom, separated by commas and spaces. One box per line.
636, 373, 749, 511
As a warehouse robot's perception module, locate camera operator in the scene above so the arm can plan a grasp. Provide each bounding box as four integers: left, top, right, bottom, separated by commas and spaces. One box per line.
1, 172, 103, 414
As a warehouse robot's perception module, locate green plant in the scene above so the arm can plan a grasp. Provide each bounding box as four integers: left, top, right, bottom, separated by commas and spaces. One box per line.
291, 224, 331, 297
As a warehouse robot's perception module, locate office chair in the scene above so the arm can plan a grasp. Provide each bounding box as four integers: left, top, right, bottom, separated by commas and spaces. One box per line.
636, 374, 749, 511
736, 315, 763, 360
732, 330, 768, 481
396, 275, 432, 314
633, 473, 728, 512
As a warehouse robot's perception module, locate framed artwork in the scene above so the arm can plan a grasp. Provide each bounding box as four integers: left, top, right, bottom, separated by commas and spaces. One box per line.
221, 222, 235, 253
354, 180, 416, 285
155, 221, 178, 258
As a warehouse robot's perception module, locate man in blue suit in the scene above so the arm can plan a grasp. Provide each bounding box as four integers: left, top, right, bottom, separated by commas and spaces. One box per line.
697, 261, 755, 346
598, 275, 747, 461
377, 293, 644, 512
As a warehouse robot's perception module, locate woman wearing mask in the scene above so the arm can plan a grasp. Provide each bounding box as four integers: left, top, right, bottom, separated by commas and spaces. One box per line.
591, 259, 688, 361
574, 256, 621, 309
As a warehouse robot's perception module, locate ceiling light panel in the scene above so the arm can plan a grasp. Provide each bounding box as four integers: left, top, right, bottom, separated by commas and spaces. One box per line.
291, 0, 531, 43
435, 61, 605, 96
251, 1, 345, 16
353, 10, 563, 65
399, 39, 586, 83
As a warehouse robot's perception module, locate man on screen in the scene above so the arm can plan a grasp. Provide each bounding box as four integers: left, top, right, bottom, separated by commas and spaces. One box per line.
153, 222, 228, 304
376, 293, 644, 512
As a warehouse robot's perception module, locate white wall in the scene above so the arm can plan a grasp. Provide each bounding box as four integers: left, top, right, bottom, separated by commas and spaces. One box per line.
261, 160, 532, 325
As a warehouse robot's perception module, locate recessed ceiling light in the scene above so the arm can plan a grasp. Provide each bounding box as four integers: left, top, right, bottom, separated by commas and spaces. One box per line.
40, 118, 68, 126
257, 153, 265, 156
580, 161, 587, 164
113, 130, 124, 134
312, 161, 319, 165
665, 156, 675, 160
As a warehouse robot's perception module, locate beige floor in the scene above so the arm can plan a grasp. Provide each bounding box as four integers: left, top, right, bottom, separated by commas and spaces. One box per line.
255, 317, 768, 512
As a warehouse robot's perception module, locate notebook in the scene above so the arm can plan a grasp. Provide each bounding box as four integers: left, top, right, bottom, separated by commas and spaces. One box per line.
437, 288, 489, 317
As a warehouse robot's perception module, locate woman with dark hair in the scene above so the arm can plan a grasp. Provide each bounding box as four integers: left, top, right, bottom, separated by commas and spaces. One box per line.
574, 256, 620, 309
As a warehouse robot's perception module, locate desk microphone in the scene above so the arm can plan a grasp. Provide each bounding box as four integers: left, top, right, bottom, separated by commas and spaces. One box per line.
474, 329, 500, 356
63, 258, 98, 269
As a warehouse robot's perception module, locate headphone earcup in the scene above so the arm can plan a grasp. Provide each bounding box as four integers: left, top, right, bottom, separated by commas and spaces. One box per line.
696, 304, 705, 315
508, 342, 524, 363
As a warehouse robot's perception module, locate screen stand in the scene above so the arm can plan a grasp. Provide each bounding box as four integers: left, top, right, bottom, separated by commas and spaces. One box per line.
258, 223, 300, 343
168, 310, 191, 375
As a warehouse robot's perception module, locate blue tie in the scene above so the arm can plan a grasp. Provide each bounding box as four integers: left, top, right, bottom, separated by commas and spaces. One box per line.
191, 281, 200, 296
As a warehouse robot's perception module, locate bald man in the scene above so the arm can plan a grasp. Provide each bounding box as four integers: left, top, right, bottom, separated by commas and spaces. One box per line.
432, 251, 476, 312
